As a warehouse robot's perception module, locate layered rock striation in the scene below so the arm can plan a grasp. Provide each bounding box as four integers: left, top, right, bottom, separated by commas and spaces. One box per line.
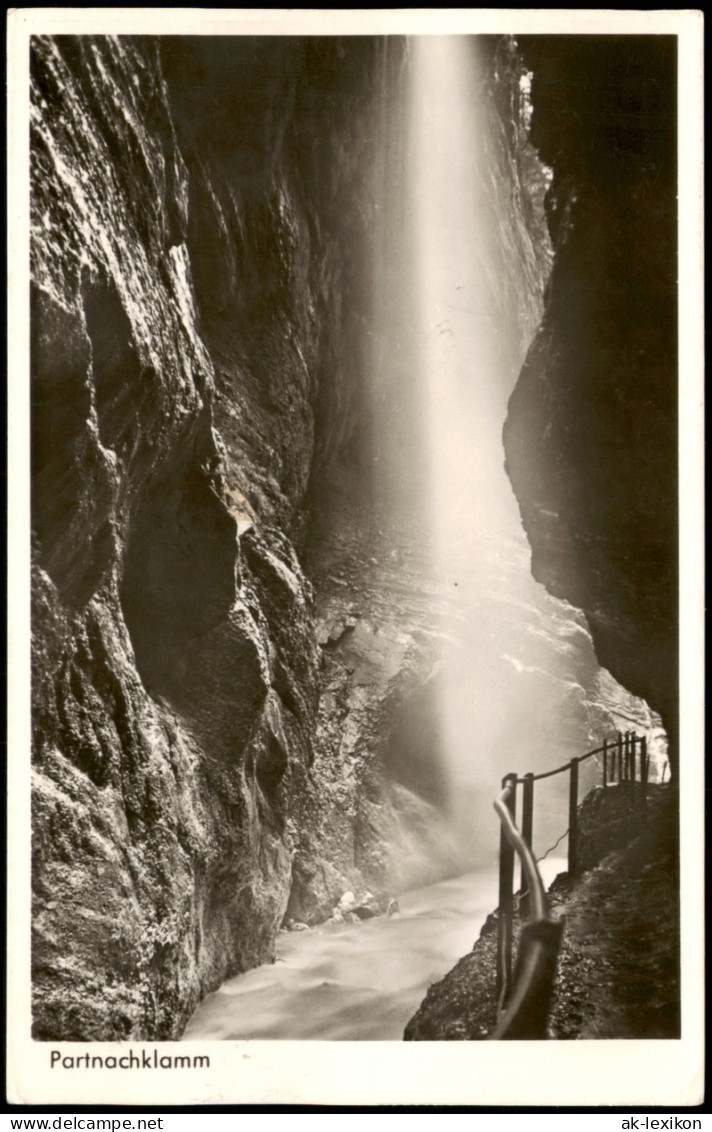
30, 33, 557, 1040
30, 33, 389, 1040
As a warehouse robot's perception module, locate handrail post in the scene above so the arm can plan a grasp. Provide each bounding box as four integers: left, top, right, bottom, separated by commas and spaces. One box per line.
496, 773, 517, 1006
492, 733, 652, 1039
624, 731, 630, 781
520, 773, 534, 902
640, 735, 649, 821
568, 757, 579, 874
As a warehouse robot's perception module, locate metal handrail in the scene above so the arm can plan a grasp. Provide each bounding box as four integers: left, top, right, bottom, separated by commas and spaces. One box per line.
494, 780, 547, 921
516, 730, 650, 785
490, 919, 563, 1040
490, 779, 561, 1040
490, 730, 649, 1039
516, 740, 607, 783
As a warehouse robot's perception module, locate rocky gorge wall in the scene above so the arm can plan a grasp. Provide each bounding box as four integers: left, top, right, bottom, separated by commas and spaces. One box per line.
30, 33, 559, 1041
30, 33, 390, 1041
503, 37, 679, 766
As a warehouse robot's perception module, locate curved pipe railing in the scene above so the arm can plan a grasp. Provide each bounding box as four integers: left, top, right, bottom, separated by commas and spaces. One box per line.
490, 777, 561, 1040
489, 730, 648, 1040
494, 780, 547, 921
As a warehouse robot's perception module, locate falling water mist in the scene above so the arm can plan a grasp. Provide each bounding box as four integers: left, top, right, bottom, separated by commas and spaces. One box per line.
367, 36, 665, 885
182, 35, 669, 1042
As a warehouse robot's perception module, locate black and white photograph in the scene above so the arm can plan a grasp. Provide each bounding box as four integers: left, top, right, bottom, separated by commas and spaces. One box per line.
6, 7, 704, 1109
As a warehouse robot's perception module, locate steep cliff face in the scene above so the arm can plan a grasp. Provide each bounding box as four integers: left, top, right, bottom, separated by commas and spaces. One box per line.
30, 33, 559, 1041
30, 33, 386, 1041
503, 37, 678, 763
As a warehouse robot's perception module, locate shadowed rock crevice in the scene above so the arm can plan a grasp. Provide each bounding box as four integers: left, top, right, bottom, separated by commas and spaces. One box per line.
119, 418, 239, 694
384, 677, 451, 810
83, 275, 161, 461
31, 285, 116, 608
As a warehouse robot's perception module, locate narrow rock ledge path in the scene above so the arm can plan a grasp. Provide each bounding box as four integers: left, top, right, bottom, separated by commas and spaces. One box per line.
404, 783, 679, 1040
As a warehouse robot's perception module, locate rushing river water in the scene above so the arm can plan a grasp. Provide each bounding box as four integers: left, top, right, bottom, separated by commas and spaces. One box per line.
183, 858, 566, 1041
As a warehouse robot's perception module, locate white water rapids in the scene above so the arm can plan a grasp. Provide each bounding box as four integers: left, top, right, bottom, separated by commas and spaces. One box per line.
183, 858, 566, 1041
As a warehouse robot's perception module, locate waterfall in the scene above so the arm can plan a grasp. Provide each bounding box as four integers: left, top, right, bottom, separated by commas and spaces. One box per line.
182, 33, 668, 1040
410, 35, 522, 543
367, 35, 662, 877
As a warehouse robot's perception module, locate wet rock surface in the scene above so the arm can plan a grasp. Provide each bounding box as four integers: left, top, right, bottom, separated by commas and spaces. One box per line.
29, 31, 676, 1046
546, 785, 679, 1039
30, 34, 388, 1041
33, 34, 550, 1041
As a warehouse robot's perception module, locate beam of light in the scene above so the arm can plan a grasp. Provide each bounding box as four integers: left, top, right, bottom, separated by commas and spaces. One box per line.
409, 36, 523, 557
407, 35, 533, 832
365, 35, 543, 867
368, 37, 655, 878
